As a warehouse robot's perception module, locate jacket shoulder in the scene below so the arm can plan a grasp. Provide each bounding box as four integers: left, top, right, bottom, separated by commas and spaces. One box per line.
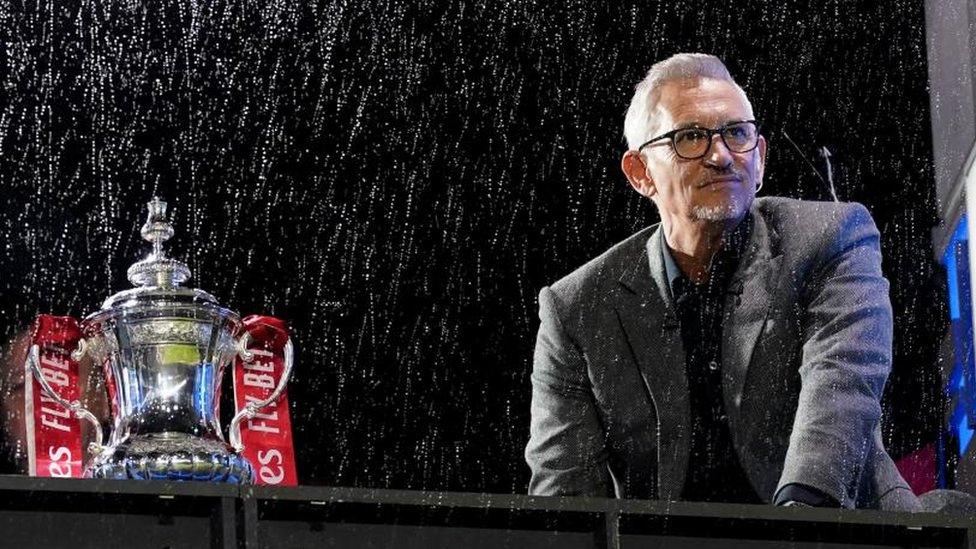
544, 225, 657, 308
754, 197, 874, 235
752, 197, 883, 307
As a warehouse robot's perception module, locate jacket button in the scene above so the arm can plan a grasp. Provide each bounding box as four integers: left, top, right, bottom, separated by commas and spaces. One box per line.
708, 360, 719, 371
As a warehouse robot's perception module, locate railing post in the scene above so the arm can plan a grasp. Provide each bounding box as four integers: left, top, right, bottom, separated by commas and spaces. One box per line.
238, 486, 259, 549
210, 496, 238, 549
594, 507, 620, 549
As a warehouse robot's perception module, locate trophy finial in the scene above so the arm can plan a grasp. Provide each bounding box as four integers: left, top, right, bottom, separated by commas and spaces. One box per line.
126, 197, 192, 288
140, 197, 176, 258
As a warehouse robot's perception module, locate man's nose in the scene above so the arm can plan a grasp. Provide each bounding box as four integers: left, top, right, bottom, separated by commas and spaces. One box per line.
704, 134, 733, 169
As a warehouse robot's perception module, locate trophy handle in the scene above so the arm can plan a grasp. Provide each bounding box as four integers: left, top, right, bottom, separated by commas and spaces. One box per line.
26, 342, 107, 455
229, 333, 294, 452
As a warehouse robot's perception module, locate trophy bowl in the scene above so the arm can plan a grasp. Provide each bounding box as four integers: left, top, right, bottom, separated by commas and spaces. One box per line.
26, 198, 293, 483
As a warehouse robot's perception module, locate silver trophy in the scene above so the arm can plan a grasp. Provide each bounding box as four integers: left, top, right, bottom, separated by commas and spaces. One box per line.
26, 198, 293, 483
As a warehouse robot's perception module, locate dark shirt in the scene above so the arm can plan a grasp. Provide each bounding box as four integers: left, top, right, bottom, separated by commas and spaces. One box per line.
661, 218, 760, 504
661, 218, 837, 507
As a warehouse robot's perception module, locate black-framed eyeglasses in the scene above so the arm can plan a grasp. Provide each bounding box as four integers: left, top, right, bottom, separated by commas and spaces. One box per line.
637, 120, 760, 160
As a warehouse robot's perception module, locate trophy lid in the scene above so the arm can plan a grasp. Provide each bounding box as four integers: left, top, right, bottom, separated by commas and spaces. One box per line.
99, 197, 222, 311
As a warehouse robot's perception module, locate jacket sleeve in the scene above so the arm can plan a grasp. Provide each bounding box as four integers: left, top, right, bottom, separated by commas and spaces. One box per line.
776, 203, 892, 508
525, 286, 613, 496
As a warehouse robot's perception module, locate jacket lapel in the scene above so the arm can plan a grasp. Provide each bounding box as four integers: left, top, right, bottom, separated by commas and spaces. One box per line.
722, 212, 783, 412
615, 225, 690, 501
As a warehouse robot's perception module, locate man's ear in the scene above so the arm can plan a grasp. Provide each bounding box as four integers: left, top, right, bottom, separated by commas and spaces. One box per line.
756, 134, 767, 183
621, 150, 656, 198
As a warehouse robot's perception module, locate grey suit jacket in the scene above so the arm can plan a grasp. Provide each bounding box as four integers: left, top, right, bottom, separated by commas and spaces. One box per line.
525, 197, 920, 510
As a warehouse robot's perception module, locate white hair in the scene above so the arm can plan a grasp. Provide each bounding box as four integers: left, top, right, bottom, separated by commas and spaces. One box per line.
623, 53, 751, 150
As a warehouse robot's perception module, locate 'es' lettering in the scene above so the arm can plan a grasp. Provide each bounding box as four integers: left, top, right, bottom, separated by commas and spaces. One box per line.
48, 446, 72, 478
257, 449, 285, 484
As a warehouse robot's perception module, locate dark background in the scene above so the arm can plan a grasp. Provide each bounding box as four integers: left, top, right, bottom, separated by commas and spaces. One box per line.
0, 0, 948, 493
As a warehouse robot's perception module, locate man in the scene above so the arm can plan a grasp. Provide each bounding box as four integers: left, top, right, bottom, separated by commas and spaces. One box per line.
525, 53, 920, 510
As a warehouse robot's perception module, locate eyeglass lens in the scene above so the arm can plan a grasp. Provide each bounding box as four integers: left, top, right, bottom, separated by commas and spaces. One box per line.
673, 122, 758, 159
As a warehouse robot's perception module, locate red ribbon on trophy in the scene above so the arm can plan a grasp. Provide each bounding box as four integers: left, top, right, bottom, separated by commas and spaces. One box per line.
232, 315, 298, 486
24, 314, 84, 478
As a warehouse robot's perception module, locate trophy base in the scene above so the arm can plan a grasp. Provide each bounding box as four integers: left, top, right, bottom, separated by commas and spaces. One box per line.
87, 432, 254, 484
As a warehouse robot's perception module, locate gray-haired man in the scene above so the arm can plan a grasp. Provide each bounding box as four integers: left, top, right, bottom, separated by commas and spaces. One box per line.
525, 53, 920, 510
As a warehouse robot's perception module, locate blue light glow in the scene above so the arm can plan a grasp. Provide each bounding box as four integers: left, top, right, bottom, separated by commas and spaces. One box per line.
959, 409, 975, 455
943, 214, 974, 463
944, 216, 968, 321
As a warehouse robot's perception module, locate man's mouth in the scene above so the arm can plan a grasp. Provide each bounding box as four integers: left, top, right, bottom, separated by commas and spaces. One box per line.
700, 176, 741, 188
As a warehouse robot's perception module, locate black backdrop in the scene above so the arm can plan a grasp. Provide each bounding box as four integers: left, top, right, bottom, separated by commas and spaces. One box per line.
0, 0, 948, 493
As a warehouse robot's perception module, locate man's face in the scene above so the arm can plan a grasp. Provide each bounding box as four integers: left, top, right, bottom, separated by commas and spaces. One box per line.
624, 77, 767, 226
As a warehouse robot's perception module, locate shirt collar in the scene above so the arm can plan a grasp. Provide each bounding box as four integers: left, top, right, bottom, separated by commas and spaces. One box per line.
660, 213, 753, 296
661, 229, 683, 294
